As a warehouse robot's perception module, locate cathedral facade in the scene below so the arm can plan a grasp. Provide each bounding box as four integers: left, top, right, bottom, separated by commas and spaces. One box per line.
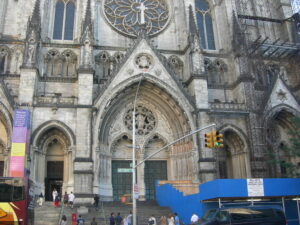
0, 0, 299, 202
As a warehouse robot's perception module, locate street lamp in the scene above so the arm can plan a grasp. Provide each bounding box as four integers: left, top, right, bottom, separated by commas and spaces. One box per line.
132, 74, 144, 225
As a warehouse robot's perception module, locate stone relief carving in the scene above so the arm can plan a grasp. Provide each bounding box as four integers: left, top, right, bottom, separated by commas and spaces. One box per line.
135, 53, 153, 70
124, 105, 156, 135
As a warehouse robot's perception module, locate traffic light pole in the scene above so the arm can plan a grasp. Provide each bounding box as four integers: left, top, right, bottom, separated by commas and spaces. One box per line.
135, 123, 216, 168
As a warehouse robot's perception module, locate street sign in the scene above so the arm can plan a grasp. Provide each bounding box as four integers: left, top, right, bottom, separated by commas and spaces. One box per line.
118, 168, 133, 173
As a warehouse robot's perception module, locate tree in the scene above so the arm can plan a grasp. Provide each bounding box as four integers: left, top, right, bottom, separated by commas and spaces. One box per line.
276, 116, 300, 177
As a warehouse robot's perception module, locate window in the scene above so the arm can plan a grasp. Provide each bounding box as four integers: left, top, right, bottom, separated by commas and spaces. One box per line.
53, 0, 75, 40
195, 0, 215, 50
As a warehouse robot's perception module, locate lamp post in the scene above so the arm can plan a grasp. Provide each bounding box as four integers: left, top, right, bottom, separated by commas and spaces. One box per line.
132, 75, 144, 225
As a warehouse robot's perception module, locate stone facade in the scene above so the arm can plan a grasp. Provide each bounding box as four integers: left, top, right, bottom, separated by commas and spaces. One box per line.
0, 0, 299, 202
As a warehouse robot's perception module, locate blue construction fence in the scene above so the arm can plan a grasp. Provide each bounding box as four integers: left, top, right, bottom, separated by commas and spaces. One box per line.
155, 179, 300, 225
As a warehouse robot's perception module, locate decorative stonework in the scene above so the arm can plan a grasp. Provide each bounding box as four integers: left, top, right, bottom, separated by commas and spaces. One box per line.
276, 89, 287, 102
103, 0, 170, 37
135, 53, 153, 70
124, 105, 156, 135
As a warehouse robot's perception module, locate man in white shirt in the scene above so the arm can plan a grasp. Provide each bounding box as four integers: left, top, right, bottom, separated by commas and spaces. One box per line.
190, 213, 199, 224
68, 192, 75, 208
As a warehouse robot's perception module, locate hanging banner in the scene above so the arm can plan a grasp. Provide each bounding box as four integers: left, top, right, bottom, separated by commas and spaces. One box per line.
9, 110, 30, 177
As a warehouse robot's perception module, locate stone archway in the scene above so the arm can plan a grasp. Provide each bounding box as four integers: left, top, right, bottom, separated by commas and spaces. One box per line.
217, 128, 250, 179
96, 80, 196, 200
0, 104, 12, 177
31, 121, 75, 198
264, 108, 299, 178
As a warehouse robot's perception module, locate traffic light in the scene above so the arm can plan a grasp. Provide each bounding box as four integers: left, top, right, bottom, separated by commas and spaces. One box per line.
214, 131, 224, 148
204, 131, 213, 149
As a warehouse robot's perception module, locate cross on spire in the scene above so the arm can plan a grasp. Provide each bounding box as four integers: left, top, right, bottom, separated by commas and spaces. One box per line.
137, 2, 147, 24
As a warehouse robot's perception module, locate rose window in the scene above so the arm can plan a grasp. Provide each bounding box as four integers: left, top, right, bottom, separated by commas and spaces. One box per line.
124, 105, 156, 135
103, 0, 170, 37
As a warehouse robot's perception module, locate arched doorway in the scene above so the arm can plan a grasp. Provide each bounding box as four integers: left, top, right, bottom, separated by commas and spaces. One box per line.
217, 129, 250, 179
96, 79, 197, 201
0, 109, 11, 177
265, 109, 299, 177
32, 124, 74, 200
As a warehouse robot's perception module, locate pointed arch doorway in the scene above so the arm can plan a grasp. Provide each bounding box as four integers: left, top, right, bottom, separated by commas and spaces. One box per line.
33, 126, 74, 201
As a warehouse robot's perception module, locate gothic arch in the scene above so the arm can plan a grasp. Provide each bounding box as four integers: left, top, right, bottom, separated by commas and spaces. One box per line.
31, 120, 76, 147
217, 125, 251, 179
263, 104, 299, 177
0, 45, 11, 73
168, 55, 184, 80
0, 102, 13, 146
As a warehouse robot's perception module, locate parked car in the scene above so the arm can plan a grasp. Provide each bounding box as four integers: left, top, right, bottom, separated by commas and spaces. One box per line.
198, 206, 287, 225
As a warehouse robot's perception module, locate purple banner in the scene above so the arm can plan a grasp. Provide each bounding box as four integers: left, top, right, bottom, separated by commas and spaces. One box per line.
13, 110, 30, 128
12, 127, 28, 143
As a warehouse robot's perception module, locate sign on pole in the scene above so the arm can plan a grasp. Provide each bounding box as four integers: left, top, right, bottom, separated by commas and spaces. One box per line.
247, 179, 264, 197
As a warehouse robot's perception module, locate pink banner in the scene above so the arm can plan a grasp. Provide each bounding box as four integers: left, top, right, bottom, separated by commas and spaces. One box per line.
9, 156, 25, 177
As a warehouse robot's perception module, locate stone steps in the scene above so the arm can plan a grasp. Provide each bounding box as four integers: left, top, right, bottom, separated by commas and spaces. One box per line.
35, 201, 171, 225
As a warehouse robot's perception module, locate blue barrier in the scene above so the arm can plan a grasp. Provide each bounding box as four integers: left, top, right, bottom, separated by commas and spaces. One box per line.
156, 178, 300, 225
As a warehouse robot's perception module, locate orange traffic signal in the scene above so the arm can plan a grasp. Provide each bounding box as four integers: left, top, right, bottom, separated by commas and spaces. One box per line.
204, 131, 213, 149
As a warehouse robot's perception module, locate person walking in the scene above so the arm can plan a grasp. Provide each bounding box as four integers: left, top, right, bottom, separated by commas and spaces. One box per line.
174, 213, 180, 225
52, 189, 58, 204
63, 191, 69, 206
94, 194, 99, 209
54, 194, 60, 207
190, 213, 199, 224
148, 215, 156, 225
115, 212, 123, 225
110, 212, 115, 225
159, 216, 167, 225
60, 215, 67, 225
77, 215, 85, 225
68, 192, 75, 208
167, 213, 175, 225
126, 211, 132, 225
38, 192, 44, 206
91, 217, 98, 225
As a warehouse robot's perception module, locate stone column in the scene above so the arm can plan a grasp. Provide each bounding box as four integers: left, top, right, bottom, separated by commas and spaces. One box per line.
137, 152, 145, 201
74, 68, 94, 203
99, 149, 113, 201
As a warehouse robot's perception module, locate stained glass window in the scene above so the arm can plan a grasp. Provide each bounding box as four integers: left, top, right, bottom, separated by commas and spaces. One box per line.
103, 0, 170, 37
53, 0, 75, 40
195, 0, 216, 50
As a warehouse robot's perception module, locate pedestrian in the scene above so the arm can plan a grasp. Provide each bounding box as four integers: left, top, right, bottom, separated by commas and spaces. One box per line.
126, 211, 132, 225
174, 213, 180, 225
54, 194, 60, 207
94, 194, 99, 209
77, 215, 85, 225
148, 215, 156, 225
190, 213, 199, 224
91, 217, 98, 225
38, 192, 44, 206
60, 215, 67, 225
69, 191, 75, 208
167, 213, 175, 225
63, 191, 69, 206
52, 189, 58, 203
159, 216, 167, 225
115, 212, 123, 225
110, 212, 115, 225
